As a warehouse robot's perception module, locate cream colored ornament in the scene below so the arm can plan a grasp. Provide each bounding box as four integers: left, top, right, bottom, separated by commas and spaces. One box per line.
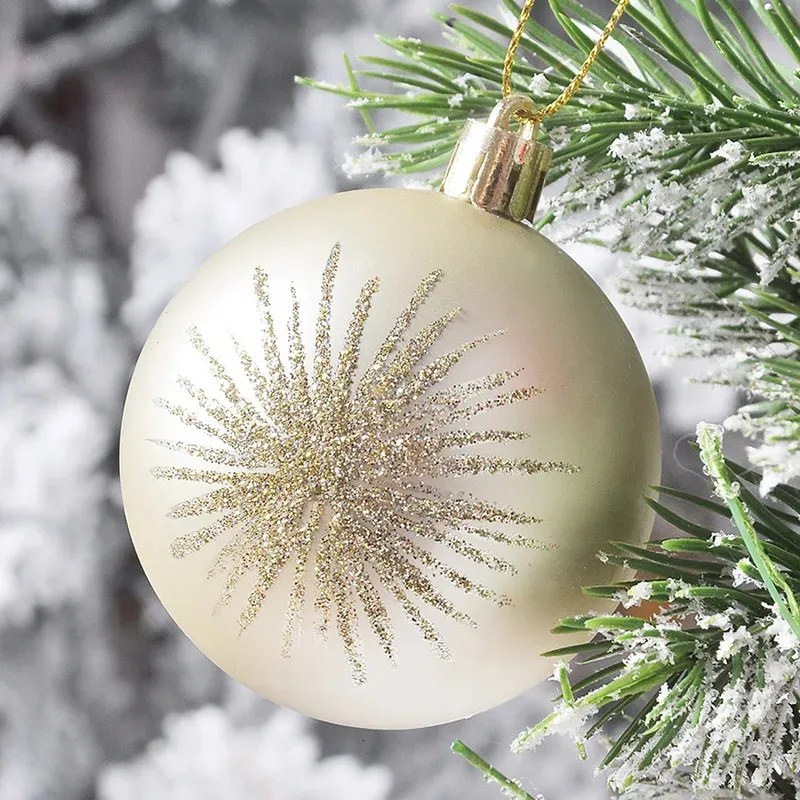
120, 97, 660, 730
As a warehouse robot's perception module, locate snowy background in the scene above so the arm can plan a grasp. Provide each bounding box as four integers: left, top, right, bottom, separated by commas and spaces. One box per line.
0, 1, 740, 799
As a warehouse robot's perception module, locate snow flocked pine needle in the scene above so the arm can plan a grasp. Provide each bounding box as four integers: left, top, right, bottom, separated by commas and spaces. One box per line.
511, 424, 800, 796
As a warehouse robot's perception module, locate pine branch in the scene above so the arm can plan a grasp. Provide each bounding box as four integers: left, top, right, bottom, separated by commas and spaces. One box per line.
510, 424, 800, 797
698, 423, 800, 639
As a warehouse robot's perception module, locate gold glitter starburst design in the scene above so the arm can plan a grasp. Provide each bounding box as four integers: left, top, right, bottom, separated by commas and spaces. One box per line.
152, 242, 577, 684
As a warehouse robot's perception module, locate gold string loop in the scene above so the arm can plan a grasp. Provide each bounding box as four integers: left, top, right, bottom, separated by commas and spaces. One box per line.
502, 0, 631, 123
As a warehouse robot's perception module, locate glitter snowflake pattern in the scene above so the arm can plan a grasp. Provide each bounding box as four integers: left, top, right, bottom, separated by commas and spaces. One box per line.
152, 243, 577, 683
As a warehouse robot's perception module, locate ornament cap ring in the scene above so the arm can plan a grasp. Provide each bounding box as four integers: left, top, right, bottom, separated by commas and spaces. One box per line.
440, 94, 553, 225
488, 94, 541, 131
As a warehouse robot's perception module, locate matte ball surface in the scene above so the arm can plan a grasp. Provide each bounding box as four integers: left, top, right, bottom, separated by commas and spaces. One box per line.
120, 188, 660, 729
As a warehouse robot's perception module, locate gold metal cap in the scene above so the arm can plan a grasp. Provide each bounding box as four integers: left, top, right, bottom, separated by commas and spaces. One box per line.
439, 95, 552, 225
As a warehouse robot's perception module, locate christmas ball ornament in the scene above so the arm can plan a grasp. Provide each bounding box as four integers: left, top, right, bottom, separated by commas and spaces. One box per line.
120, 96, 660, 729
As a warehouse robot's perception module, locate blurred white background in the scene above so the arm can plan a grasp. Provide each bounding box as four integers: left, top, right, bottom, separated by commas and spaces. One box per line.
0, 1, 741, 798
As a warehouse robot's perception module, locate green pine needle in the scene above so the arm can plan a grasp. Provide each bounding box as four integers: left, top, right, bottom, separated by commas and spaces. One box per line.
451, 740, 539, 800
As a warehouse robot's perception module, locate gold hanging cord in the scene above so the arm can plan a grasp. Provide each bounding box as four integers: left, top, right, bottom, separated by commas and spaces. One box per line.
502, 0, 632, 122
440, 0, 632, 221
